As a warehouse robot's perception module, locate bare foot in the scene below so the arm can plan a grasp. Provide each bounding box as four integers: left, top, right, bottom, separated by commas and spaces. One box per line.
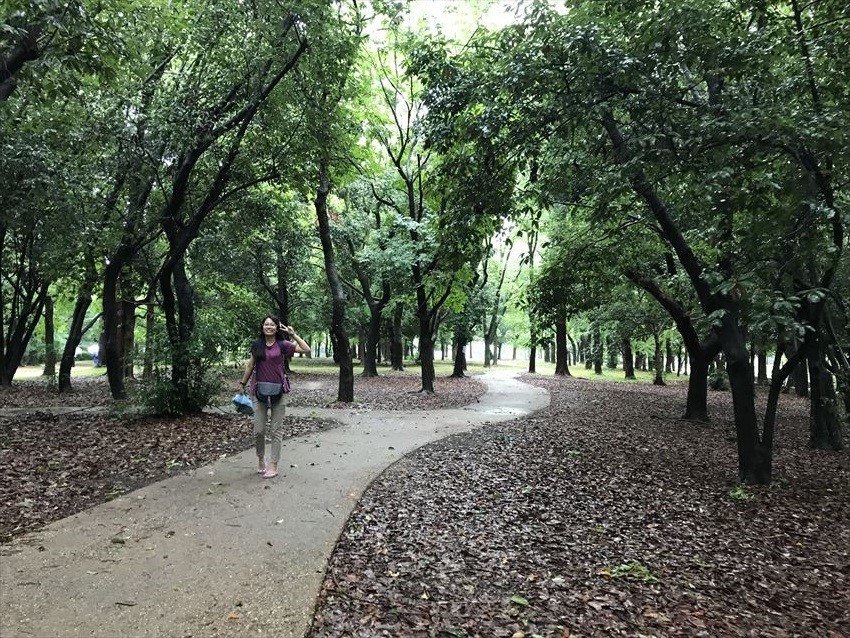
262, 463, 278, 479
257, 459, 266, 474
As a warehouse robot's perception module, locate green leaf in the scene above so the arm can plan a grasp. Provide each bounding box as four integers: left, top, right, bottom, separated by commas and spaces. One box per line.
510, 595, 529, 606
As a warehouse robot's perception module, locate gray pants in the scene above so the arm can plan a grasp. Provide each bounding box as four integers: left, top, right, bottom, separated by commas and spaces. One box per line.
253, 397, 286, 464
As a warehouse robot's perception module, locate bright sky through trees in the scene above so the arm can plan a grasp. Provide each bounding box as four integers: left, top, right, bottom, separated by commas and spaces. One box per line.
404, 0, 522, 37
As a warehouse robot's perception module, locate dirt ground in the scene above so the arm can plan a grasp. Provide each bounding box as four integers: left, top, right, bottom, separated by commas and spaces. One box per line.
308, 375, 850, 637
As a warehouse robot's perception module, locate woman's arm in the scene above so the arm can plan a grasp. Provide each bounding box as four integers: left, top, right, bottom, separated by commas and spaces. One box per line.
239, 355, 256, 388
283, 326, 311, 356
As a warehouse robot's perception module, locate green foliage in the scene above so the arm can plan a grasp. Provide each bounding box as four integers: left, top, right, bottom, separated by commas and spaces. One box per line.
602, 561, 658, 584
130, 366, 223, 418
709, 368, 729, 392
728, 485, 755, 501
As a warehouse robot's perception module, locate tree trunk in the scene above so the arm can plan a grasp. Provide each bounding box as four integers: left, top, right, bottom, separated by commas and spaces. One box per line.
528, 319, 540, 373
0, 222, 49, 385
58, 247, 100, 394
757, 349, 768, 385
665, 336, 674, 373
143, 291, 156, 379
763, 345, 805, 462
606, 334, 618, 369
122, 298, 137, 380
361, 306, 382, 377
451, 335, 468, 378
604, 114, 767, 482
622, 338, 635, 379
592, 323, 603, 375
418, 316, 436, 392
567, 333, 577, 367
554, 317, 570, 376
682, 335, 720, 422
719, 317, 771, 483
581, 334, 591, 369
159, 255, 195, 413
102, 260, 127, 399
42, 295, 56, 378
315, 160, 353, 402
653, 334, 665, 385
58, 302, 98, 393
805, 327, 843, 450
391, 301, 404, 371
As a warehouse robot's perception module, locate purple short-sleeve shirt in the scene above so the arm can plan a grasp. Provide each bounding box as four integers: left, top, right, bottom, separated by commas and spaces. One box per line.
251, 340, 296, 393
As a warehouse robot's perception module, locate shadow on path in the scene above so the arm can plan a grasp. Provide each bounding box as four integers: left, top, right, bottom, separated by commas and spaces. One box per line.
0, 370, 548, 638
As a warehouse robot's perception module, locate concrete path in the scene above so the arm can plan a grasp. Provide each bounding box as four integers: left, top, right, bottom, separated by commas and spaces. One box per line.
0, 371, 549, 638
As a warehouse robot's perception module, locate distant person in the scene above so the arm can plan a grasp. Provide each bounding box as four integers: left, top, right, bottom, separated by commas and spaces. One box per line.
87, 344, 100, 367
239, 316, 310, 479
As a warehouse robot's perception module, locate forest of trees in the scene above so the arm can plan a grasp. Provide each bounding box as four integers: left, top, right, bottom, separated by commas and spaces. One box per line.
2, 0, 848, 484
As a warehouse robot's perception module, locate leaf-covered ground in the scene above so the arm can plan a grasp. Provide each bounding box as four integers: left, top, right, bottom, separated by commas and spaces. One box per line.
309, 376, 850, 638
0, 371, 487, 542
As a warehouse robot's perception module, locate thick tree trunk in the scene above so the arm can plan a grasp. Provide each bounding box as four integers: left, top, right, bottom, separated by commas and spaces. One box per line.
554, 317, 570, 376
684, 354, 710, 423
161, 257, 195, 412
622, 338, 635, 379
581, 334, 591, 369
391, 302, 404, 371
719, 318, 771, 483
451, 336, 468, 378
805, 327, 843, 450
59, 298, 92, 393
361, 306, 382, 377
793, 342, 809, 396
684, 350, 712, 421
418, 315, 436, 392
757, 349, 768, 385
653, 334, 665, 386
102, 260, 127, 399
606, 334, 618, 369
315, 161, 353, 402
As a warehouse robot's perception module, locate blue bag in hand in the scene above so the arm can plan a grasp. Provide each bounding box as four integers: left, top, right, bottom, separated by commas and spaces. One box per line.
232, 392, 254, 416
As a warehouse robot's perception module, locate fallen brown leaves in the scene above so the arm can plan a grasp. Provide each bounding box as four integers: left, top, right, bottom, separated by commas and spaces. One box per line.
309, 376, 850, 637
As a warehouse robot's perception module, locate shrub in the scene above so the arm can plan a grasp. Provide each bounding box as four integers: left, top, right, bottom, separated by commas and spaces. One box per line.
130, 365, 223, 417
709, 368, 729, 391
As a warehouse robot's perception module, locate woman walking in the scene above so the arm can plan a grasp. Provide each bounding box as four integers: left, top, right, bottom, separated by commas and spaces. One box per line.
239, 316, 310, 478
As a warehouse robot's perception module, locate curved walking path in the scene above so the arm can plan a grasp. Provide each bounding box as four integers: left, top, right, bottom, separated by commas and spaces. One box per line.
0, 370, 549, 638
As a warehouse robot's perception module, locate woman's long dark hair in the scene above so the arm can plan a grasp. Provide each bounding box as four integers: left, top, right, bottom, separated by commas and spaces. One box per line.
250, 315, 288, 360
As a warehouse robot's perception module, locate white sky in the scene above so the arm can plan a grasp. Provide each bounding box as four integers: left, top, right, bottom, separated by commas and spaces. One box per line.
403, 0, 524, 37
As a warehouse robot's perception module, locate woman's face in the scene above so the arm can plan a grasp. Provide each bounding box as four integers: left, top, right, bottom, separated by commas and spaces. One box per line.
262, 318, 278, 336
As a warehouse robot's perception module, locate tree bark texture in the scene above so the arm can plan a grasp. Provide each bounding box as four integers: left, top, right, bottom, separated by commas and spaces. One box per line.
621, 338, 635, 379
315, 161, 354, 402
554, 317, 571, 376
42, 296, 56, 378
391, 302, 404, 371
